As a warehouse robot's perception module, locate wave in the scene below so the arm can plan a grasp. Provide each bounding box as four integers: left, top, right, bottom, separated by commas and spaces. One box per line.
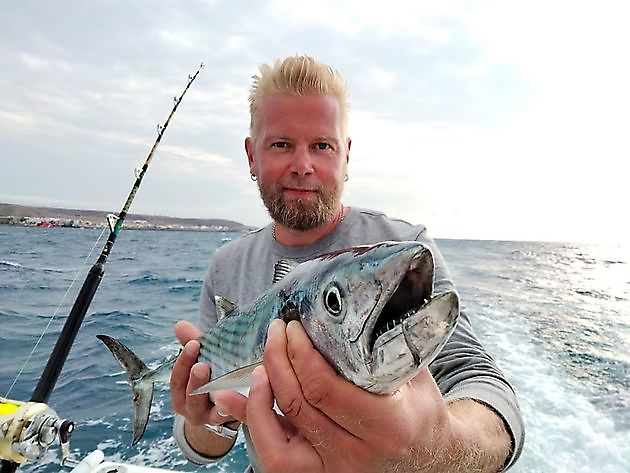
0, 260, 22, 268
4, 229, 629, 473
126, 273, 202, 287
0, 259, 66, 274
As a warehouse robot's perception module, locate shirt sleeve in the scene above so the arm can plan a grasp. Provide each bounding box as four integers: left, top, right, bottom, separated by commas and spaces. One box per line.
417, 228, 525, 470
172, 258, 236, 464
172, 415, 226, 465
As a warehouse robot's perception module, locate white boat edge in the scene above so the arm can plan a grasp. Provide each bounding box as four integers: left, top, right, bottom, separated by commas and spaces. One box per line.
66, 451, 188, 473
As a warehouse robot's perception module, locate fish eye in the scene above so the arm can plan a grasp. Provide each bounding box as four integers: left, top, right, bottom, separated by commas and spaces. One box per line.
324, 284, 343, 316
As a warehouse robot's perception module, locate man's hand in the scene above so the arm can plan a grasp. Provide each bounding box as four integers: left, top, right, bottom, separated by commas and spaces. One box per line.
169, 320, 246, 458
243, 319, 511, 473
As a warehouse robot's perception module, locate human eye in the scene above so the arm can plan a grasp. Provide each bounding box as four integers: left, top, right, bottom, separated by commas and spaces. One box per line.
313, 142, 334, 151
270, 141, 290, 149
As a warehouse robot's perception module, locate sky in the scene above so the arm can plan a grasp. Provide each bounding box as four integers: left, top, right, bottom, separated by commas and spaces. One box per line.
1, 0, 629, 244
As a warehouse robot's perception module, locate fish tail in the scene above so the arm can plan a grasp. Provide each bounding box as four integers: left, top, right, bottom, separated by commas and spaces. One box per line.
96, 334, 154, 445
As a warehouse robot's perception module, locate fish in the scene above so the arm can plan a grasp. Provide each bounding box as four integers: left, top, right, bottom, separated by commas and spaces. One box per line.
97, 240, 459, 445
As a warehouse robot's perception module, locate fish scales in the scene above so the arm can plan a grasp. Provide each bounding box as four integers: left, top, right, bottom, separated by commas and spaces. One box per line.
198, 317, 266, 378
97, 241, 459, 445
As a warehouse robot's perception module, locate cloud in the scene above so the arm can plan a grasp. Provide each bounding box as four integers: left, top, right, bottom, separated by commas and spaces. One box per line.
0, 0, 628, 242
18, 52, 75, 72
157, 144, 240, 176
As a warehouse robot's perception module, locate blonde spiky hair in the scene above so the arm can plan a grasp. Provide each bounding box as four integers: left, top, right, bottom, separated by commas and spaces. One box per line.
248, 54, 349, 139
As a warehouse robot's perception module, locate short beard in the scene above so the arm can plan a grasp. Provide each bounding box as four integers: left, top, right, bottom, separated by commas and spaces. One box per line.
258, 179, 343, 231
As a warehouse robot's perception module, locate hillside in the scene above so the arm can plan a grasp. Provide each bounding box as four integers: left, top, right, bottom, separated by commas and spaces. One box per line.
0, 203, 253, 232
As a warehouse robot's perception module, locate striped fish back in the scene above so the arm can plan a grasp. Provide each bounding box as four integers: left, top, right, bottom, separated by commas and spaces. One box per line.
198, 308, 270, 379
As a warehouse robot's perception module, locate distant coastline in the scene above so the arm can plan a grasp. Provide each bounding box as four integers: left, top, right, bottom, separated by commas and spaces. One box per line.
0, 203, 254, 232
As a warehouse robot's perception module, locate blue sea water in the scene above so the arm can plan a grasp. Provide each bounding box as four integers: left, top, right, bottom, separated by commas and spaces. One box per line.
0, 226, 628, 472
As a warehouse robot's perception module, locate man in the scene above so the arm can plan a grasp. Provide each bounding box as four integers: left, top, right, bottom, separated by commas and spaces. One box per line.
170, 55, 524, 472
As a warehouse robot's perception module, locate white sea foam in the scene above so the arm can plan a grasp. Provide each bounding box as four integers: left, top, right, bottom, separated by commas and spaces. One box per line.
483, 307, 630, 472
0, 260, 21, 267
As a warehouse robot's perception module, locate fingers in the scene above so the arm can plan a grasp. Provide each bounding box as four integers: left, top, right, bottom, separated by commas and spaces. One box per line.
285, 320, 423, 443
210, 389, 249, 424
264, 320, 350, 450
174, 320, 201, 345
246, 365, 322, 472
170, 339, 215, 425
246, 366, 288, 443
170, 340, 201, 415
171, 320, 210, 422
184, 362, 213, 424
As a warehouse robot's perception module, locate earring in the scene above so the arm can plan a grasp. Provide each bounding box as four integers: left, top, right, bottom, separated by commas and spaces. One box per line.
250, 174, 257, 182
344, 174, 349, 182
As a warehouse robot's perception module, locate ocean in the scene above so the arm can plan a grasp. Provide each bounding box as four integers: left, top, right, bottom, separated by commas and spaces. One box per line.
1, 226, 628, 472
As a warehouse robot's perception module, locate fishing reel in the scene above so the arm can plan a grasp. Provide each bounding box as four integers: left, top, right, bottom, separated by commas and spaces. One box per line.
0, 396, 74, 465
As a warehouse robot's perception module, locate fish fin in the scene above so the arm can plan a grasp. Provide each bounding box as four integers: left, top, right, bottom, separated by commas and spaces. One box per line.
189, 361, 263, 395
96, 334, 154, 446
96, 334, 149, 379
215, 296, 237, 318
131, 379, 154, 445
273, 259, 299, 283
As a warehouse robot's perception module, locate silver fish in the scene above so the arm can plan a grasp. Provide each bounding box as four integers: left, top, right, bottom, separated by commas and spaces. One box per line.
97, 240, 459, 444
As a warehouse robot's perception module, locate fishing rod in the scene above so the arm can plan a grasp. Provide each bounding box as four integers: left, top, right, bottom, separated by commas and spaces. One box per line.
1, 63, 204, 473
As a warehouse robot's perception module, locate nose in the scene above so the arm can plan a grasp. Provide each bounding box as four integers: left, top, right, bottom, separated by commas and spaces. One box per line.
290, 144, 314, 177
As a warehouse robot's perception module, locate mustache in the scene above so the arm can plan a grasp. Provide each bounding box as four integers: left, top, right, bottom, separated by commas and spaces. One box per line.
275, 180, 323, 193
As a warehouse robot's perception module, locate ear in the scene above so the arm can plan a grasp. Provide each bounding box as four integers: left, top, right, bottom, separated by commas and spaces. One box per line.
345, 138, 351, 164
245, 137, 255, 175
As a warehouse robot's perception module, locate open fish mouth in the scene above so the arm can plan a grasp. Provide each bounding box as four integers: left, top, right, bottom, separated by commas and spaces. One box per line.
368, 247, 435, 354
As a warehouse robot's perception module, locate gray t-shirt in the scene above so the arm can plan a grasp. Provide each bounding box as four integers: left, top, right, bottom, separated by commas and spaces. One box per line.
174, 207, 524, 471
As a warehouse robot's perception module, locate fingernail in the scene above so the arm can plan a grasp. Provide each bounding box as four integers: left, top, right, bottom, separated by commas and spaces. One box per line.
286, 320, 299, 341
192, 364, 205, 380
184, 340, 198, 356
267, 319, 280, 340
251, 365, 267, 388
214, 404, 228, 417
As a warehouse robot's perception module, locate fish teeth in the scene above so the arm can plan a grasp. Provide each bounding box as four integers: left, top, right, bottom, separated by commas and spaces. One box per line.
373, 308, 420, 341
375, 317, 400, 340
